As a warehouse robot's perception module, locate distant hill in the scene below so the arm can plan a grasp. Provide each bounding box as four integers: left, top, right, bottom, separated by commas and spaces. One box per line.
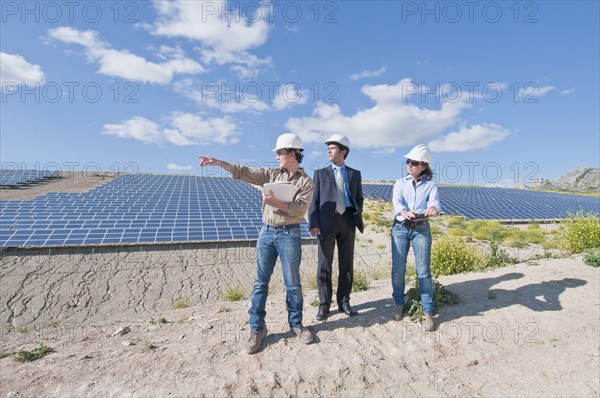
526, 167, 600, 194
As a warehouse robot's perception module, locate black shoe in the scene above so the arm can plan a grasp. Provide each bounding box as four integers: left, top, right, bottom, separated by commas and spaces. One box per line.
338, 303, 357, 316
316, 306, 329, 321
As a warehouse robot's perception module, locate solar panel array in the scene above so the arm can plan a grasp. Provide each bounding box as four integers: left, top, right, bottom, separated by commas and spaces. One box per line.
1, 174, 312, 248
1, 169, 59, 186
363, 184, 600, 220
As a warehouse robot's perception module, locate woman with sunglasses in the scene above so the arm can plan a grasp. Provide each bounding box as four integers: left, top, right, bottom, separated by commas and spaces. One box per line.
391, 144, 441, 331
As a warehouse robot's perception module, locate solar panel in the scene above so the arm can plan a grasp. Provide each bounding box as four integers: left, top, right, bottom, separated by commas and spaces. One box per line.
1, 174, 313, 248
0, 169, 59, 186
362, 183, 600, 220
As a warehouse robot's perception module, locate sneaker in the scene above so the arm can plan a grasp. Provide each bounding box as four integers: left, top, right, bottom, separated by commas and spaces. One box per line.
394, 306, 404, 321
292, 327, 314, 344
424, 315, 436, 332
245, 328, 268, 354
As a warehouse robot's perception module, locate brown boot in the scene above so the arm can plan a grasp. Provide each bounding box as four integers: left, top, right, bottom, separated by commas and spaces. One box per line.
424, 315, 436, 332
245, 328, 268, 354
292, 327, 314, 344
394, 306, 404, 321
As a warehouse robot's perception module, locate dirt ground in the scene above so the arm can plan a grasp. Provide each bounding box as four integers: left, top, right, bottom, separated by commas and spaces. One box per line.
0, 174, 599, 397
1, 250, 599, 397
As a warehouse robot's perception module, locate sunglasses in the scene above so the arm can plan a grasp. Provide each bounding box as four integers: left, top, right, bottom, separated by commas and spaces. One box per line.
406, 159, 422, 166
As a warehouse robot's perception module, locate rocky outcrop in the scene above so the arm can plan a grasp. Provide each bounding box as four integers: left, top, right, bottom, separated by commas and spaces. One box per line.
518, 167, 599, 193
554, 167, 600, 193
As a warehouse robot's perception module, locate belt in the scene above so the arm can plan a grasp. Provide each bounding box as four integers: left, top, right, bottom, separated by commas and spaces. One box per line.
394, 218, 429, 229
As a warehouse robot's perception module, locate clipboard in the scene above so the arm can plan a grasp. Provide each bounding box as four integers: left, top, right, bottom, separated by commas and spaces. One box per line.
263, 182, 293, 203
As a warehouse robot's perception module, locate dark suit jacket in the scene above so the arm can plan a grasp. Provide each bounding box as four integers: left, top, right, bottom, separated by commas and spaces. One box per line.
309, 165, 364, 235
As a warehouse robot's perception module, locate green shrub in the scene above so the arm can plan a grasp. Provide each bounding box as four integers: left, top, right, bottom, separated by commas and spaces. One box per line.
431, 236, 481, 276
406, 279, 461, 321
501, 227, 547, 248
13, 344, 53, 363
485, 230, 518, 268
583, 249, 600, 267
471, 221, 502, 240
558, 212, 600, 253
222, 286, 245, 302
351, 273, 370, 292
149, 317, 167, 325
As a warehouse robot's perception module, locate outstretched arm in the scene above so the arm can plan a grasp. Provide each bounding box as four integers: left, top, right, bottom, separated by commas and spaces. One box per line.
197, 156, 233, 173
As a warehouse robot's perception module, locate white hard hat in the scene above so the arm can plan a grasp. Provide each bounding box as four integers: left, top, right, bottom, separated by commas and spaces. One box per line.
273, 133, 303, 151
324, 134, 351, 149
404, 144, 432, 163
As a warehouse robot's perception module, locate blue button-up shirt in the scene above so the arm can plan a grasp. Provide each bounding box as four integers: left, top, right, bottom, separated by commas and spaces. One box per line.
332, 163, 351, 208
393, 175, 441, 221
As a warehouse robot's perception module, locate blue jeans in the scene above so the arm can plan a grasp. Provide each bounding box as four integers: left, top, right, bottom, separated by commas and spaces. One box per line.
248, 224, 304, 332
391, 223, 434, 314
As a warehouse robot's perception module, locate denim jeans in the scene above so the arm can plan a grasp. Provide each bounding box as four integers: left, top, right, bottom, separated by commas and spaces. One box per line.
391, 223, 434, 314
248, 224, 304, 332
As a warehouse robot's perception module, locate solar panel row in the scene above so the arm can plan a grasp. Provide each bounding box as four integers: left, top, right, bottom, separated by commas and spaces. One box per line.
0, 169, 59, 186
1, 174, 313, 248
362, 184, 600, 220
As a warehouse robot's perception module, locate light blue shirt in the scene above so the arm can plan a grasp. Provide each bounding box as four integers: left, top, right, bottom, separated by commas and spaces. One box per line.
393, 175, 441, 221
332, 163, 351, 208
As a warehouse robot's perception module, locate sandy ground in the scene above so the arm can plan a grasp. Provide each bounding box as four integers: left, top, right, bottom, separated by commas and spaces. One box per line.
1, 249, 599, 397
1, 174, 599, 397
0, 244, 600, 397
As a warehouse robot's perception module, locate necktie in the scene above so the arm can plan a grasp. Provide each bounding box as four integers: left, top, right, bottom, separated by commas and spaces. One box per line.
336, 168, 346, 214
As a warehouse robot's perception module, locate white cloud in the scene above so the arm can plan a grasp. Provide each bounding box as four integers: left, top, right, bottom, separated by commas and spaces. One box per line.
518, 84, 555, 100
0, 52, 46, 85
560, 88, 575, 96
273, 83, 308, 110
102, 116, 164, 144
350, 66, 386, 81
47, 27, 203, 84
101, 113, 239, 146
173, 79, 307, 113
150, 0, 272, 77
167, 163, 193, 171
285, 79, 470, 150
173, 78, 270, 113
428, 123, 510, 152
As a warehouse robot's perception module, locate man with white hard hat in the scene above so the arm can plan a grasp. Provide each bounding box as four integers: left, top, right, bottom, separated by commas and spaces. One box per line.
309, 134, 364, 321
198, 133, 314, 354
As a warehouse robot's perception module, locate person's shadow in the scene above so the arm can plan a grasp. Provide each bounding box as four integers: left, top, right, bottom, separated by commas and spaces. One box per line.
260, 272, 588, 348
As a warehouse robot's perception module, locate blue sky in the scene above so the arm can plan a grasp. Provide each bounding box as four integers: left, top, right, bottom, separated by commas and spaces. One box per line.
1, 0, 598, 186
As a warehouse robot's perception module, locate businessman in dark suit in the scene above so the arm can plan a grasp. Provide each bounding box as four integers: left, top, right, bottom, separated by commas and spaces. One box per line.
309, 134, 364, 321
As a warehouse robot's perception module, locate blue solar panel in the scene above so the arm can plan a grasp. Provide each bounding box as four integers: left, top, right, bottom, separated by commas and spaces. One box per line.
0, 169, 59, 186
362, 184, 600, 220
0, 174, 313, 247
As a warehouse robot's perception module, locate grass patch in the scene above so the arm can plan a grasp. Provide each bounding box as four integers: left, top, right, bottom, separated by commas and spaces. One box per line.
1, 351, 14, 360
149, 317, 167, 325
584, 249, 600, 267
16, 326, 28, 334
13, 343, 53, 363
140, 342, 157, 353
218, 306, 232, 313
171, 299, 190, 310
351, 272, 370, 292
222, 286, 245, 302
309, 298, 320, 307
375, 244, 386, 250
